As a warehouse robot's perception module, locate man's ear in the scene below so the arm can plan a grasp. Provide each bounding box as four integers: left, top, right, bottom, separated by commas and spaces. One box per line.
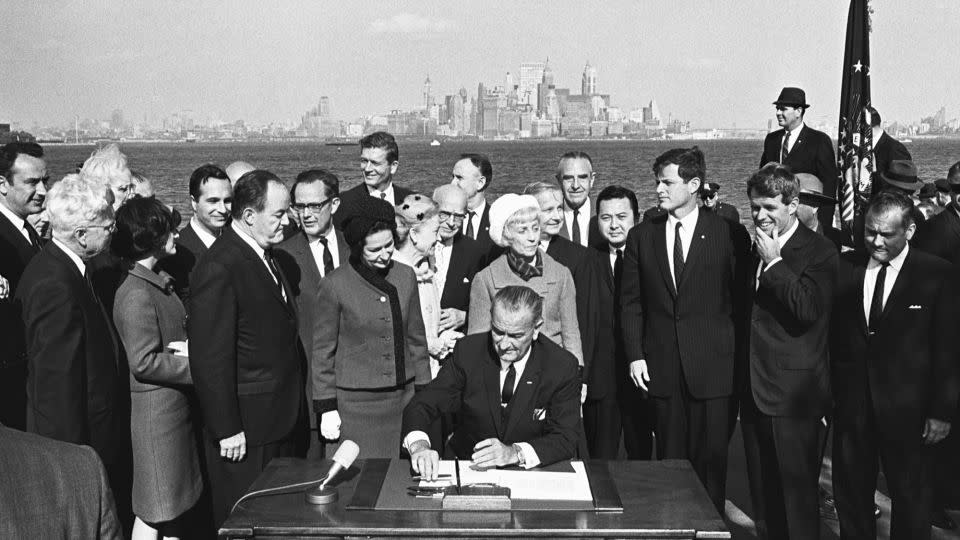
531, 318, 544, 340
389, 161, 399, 175
330, 197, 341, 215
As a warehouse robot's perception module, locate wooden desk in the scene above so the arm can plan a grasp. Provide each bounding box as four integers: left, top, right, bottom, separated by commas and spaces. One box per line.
219, 458, 730, 539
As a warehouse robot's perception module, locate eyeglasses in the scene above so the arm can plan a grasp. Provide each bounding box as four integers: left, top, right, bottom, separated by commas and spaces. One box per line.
438, 211, 467, 222
291, 199, 334, 214
84, 222, 117, 234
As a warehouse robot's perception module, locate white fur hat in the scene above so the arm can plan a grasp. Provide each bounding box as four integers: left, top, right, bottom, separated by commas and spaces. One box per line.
487, 193, 540, 247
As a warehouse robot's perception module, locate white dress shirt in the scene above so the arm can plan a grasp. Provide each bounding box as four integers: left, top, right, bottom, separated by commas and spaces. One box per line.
232, 222, 286, 301
189, 216, 218, 248
563, 198, 591, 247
52, 238, 86, 275
666, 207, 699, 288
434, 239, 453, 298
402, 347, 541, 468
0, 202, 31, 244
782, 122, 805, 158
863, 244, 909, 322
309, 227, 340, 278
463, 198, 487, 238
368, 183, 396, 205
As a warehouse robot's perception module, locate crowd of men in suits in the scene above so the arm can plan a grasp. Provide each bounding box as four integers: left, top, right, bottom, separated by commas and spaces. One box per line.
1, 85, 959, 540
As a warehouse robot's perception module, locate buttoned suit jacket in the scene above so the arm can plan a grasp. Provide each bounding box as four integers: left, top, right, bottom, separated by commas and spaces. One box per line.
157, 223, 208, 307
831, 249, 959, 442
747, 222, 837, 418
438, 233, 485, 325
761, 125, 839, 203
913, 204, 960, 266
188, 226, 304, 446
402, 334, 581, 467
621, 210, 752, 399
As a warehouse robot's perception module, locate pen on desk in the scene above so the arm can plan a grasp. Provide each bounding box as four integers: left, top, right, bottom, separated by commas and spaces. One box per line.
455, 458, 462, 495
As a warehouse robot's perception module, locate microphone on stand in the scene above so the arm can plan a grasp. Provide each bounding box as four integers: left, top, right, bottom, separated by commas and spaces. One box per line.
306, 440, 360, 504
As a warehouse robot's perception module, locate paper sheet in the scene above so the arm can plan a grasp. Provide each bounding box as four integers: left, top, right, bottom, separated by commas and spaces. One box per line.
420, 460, 593, 501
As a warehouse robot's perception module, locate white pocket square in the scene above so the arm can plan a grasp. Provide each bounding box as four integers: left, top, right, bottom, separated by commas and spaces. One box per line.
909, 305, 922, 310
462, 277, 470, 283
533, 408, 546, 421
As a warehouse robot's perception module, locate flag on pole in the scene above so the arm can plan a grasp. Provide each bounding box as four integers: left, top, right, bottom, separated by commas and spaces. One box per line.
837, 0, 873, 230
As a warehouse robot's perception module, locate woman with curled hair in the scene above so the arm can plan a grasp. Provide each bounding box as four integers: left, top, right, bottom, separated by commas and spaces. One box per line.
468, 194, 582, 365
112, 197, 201, 540
392, 194, 464, 378
312, 195, 430, 458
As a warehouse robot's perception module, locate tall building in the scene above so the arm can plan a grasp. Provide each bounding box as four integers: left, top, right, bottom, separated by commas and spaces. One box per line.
538, 59, 555, 116
581, 61, 597, 96
519, 61, 546, 110
318, 96, 331, 116
423, 76, 433, 110
505, 72, 515, 93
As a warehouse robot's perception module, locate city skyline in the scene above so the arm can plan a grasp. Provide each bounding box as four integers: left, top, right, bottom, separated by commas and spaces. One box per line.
4, 0, 960, 129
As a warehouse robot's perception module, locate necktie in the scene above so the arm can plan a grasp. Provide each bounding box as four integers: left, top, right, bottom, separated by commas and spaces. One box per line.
868, 263, 889, 333
24, 222, 41, 251
465, 211, 476, 239
781, 130, 791, 162
673, 222, 685, 287
379, 192, 387, 200
614, 248, 623, 285
317, 236, 335, 276
501, 363, 516, 406
571, 210, 581, 245
264, 250, 286, 300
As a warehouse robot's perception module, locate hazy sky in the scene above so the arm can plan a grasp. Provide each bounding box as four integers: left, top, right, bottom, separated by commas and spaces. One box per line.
4, 0, 959, 129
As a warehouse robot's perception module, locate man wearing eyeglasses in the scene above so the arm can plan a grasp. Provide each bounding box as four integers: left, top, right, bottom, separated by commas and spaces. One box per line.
431, 184, 485, 332
276, 169, 349, 459
700, 182, 740, 224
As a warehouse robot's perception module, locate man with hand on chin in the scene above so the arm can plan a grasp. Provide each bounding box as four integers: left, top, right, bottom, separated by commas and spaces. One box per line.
403, 285, 581, 478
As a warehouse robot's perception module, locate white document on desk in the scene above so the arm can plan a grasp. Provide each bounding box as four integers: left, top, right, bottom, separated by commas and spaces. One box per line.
422, 460, 593, 501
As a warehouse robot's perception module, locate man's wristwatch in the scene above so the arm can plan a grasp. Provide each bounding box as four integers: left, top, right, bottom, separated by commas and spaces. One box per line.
513, 443, 526, 467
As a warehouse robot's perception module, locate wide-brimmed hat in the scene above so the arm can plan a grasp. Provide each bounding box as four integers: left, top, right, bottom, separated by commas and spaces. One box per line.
772, 87, 809, 108
935, 178, 952, 192
919, 183, 938, 199
795, 173, 836, 206
880, 160, 923, 192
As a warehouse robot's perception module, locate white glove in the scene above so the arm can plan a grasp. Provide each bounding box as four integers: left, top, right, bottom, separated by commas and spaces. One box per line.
320, 410, 341, 440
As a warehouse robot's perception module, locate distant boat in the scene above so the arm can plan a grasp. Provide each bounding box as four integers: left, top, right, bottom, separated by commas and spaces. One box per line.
901, 138, 913, 143
325, 139, 358, 146
430, 139, 441, 146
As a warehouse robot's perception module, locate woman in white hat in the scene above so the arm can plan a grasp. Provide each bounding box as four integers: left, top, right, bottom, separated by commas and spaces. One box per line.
467, 194, 582, 366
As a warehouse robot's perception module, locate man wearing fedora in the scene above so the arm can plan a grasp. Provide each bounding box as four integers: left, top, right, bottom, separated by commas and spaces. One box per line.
795, 173, 851, 252
760, 87, 839, 231
700, 182, 741, 224
876, 160, 926, 225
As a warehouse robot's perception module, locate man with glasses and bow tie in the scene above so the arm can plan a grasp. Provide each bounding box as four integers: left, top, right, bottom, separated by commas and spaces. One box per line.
0, 142, 48, 430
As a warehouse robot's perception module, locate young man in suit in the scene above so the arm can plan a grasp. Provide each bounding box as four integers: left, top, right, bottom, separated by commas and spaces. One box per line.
868, 106, 912, 181
0, 142, 47, 430
831, 191, 958, 540
742, 164, 838, 540
556, 151, 601, 247
760, 87, 839, 230
276, 169, 348, 459
15, 176, 129, 526
451, 153, 499, 262
403, 285, 581, 478
334, 132, 412, 224
621, 147, 752, 511
188, 170, 307, 527
431, 184, 485, 332
158, 163, 233, 304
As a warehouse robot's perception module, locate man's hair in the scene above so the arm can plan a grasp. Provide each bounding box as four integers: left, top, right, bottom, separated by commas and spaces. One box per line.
867, 106, 882, 127
866, 190, 915, 228
556, 151, 594, 178
596, 185, 639, 219
80, 143, 130, 187
46, 174, 113, 237
113, 196, 181, 260
0, 142, 44, 180
432, 183, 468, 207
492, 285, 544, 324
948, 161, 960, 183
652, 147, 705, 186
522, 181, 562, 198
292, 169, 339, 202
360, 131, 399, 163
189, 164, 229, 200
231, 170, 283, 220
747, 163, 800, 204
458, 153, 493, 191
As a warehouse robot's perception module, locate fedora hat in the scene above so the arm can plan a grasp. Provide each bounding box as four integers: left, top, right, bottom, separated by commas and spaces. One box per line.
795, 173, 836, 206
935, 178, 952, 192
880, 160, 923, 192
772, 87, 809, 108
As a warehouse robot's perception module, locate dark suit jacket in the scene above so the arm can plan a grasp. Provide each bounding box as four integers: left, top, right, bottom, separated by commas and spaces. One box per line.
642, 206, 666, 223
591, 242, 622, 400
156, 222, 209, 306
557, 209, 602, 247
831, 248, 959, 443
188, 226, 304, 445
15, 242, 123, 466
748, 222, 837, 417
0, 425, 121, 539
761, 125, 839, 203
872, 131, 912, 178
621, 210, 752, 399
546, 236, 605, 392
0, 211, 39, 410
438, 234, 485, 321
705, 202, 741, 224
470, 200, 502, 266
913, 204, 960, 266
402, 334, 581, 467
333, 182, 414, 227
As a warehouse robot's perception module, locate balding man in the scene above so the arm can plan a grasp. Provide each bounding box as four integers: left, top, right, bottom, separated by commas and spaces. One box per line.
403, 285, 581, 478
225, 161, 256, 186
432, 184, 485, 332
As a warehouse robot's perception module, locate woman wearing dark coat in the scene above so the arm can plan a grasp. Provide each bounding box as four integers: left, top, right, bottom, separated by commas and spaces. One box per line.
312, 195, 431, 458
112, 198, 201, 539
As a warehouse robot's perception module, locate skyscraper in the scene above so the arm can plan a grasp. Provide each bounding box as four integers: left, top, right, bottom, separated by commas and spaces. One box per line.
318, 96, 331, 117
423, 76, 433, 110
582, 61, 597, 96
538, 59, 555, 116
519, 61, 545, 110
